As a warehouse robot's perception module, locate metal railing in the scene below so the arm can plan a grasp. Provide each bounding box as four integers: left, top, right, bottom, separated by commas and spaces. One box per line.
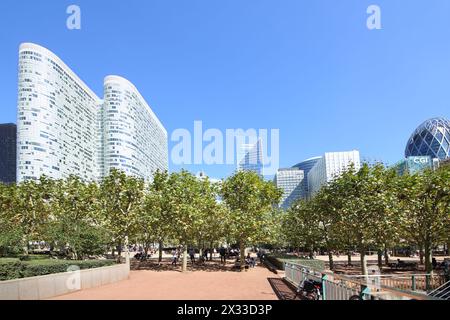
428, 280, 450, 300
346, 274, 446, 292
284, 262, 440, 300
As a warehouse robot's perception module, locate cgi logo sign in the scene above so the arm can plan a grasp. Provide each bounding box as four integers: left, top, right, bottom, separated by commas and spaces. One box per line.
411, 156, 430, 164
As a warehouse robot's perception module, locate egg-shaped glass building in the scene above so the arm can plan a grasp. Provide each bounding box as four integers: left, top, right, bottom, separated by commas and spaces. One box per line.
405, 117, 450, 160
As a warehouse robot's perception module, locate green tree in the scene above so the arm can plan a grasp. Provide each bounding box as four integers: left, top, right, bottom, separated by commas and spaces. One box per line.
284, 199, 322, 259
221, 171, 282, 271
0, 183, 22, 256
99, 169, 145, 262
11, 176, 54, 255
48, 176, 107, 259
137, 170, 174, 262
398, 166, 450, 273
165, 170, 206, 272
332, 164, 384, 275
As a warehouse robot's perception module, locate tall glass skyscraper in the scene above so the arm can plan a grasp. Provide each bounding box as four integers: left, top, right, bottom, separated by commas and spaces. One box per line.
17, 43, 168, 182
307, 150, 361, 197
237, 138, 264, 177
405, 117, 450, 160
292, 156, 322, 199
0, 123, 17, 184
274, 168, 305, 209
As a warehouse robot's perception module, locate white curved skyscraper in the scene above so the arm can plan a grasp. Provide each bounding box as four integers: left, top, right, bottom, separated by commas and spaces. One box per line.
102, 76, 168, 180
17, 43, 168, 182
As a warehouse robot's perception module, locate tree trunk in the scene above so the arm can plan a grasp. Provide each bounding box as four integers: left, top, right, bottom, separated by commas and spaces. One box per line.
158, 240, 163, 263
22, 235, 29, 256
347, 250, 352, 266
309, 245, 314, 259
240, 241, 246, 272
377, 249, 383, 269
182, 245, 188, 272
384, 246, 389, 265
209, 241, 213, 261
117, 242, 122, 264
360, 248, 368, 275
328, 250, 334, 270
424, 239, 433, 274
124, 236, 130, 265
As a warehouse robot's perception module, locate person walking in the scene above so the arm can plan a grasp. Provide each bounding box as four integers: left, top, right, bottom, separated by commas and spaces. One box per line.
219, 246, 226, 264
171, 249, 178, 266
189, 248, 196, 264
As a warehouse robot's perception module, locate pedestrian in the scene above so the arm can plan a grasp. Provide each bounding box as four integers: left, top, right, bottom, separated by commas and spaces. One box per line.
219, 246, 226, 264
432, 257, 438, 269
246, 253, 256, 268
172, 249, 178, 266
189, 248, 196, 264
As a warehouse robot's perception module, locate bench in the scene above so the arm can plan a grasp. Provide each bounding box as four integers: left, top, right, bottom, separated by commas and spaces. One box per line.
388, 261, 418, 270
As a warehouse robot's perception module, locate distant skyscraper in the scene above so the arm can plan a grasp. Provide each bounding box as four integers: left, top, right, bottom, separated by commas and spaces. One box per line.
274, 168, 305, 209
237, 138, 264, 177
16, 43, 168, 182
292, 156, 322, 199
393, 156, 435, 176
308, 150, 361, 197
0, 123, 17, 184
405, 117, 450, 160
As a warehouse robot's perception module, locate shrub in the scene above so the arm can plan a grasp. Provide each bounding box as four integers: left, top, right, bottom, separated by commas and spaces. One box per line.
0, 260, 25, 281
265, 253, 325, 271
0, 259, 116, 281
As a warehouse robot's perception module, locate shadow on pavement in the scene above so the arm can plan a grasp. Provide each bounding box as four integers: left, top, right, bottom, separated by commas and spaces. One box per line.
131, 258, 240, 273
267, 277, 300, 300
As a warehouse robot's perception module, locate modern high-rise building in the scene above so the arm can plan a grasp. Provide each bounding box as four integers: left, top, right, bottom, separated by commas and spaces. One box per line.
393, 156, 437, 176
307, 150, 361, 197
102, 76, 168, 180
405, 117, 450, 161
237, 138, 264, 177
0, 123, 17, 184
292, 156, 322, 199
274, 168, 305, 209
17, 43, 168, 182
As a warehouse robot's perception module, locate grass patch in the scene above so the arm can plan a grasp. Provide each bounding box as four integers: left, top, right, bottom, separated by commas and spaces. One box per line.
265, 253, 325, 271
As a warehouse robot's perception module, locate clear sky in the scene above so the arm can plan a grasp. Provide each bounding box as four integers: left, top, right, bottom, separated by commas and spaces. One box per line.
1, 0, 449, 179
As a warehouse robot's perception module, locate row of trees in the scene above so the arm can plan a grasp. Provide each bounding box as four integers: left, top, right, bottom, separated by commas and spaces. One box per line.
282, 163, 450, 274
0, 169, 282, 272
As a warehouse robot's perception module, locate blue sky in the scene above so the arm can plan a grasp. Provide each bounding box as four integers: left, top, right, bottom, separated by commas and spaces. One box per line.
0, 0, 449, 179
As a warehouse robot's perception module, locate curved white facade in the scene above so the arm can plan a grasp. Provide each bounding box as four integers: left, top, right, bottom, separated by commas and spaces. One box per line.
17, 43, 102, 182
103, 76, 168, 180
17, 43, 168, 182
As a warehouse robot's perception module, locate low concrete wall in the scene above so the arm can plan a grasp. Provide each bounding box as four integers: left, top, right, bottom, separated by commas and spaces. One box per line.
0, 262, 130, 300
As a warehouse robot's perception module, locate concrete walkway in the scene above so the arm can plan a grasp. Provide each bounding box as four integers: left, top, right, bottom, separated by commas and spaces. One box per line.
52, 264, 280, 300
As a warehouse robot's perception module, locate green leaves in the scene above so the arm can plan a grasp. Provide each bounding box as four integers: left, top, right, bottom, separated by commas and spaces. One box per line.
221, 171, 282, 247
282, 161, 450, 275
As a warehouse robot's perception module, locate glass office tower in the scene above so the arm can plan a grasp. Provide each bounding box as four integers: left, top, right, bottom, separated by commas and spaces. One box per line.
237, 138, 264, 177
292, 156, 322, 200
0, 123, 17, 184
405, 117, 450, 160
307, 150, 361, 197
274, 168, 305, 209
393, 156, 434, 176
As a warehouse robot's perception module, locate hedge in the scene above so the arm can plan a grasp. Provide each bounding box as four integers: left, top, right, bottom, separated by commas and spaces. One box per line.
0, 259, 116, 281
264, 254, 325, 271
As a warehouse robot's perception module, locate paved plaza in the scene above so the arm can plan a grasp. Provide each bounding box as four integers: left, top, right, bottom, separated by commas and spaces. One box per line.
52, 260, 283, 300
